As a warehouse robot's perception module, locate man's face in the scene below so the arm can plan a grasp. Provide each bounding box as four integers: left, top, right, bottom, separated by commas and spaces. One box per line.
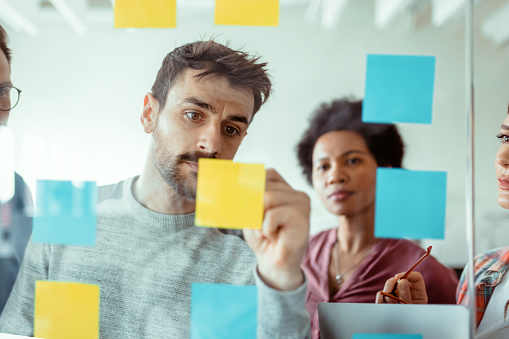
148, 68, 254, 200
0, 50, 10, 125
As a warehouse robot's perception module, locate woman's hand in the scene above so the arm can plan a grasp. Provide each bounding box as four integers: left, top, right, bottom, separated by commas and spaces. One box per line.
375, 271, 428, 304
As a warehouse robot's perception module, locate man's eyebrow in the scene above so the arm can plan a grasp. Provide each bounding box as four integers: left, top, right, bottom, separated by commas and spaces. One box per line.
501, 124, 509, 131
226, 114, 249, 126
0, 81, 12, 87
181, 97, 215, 113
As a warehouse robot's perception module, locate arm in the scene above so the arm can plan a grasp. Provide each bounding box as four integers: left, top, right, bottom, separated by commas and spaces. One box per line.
375, 272, 428, 305
244, 168, 311, 338
0, 238, 50, 336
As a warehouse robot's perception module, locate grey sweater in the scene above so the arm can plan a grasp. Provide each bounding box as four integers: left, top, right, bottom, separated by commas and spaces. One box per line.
0, 177, 310, 338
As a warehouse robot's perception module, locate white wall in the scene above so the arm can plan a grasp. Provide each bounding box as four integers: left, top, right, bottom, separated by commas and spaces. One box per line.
4, 1, 509, 267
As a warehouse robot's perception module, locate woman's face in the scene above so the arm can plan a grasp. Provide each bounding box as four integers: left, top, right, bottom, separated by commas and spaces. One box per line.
495, 114, 509, 209
311, 131, 379, 218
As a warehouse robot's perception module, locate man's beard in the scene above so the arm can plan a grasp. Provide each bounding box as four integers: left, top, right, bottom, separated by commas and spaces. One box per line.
152, 126, 215, 200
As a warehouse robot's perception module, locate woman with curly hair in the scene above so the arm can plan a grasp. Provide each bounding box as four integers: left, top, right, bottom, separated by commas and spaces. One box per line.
297, 98, 459, 338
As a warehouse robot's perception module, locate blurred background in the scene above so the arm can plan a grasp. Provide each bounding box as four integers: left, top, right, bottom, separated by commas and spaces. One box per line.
2, 0, 509, 268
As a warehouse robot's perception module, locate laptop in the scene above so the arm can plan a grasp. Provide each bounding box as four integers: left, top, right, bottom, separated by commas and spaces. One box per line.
318, 303, 469, 339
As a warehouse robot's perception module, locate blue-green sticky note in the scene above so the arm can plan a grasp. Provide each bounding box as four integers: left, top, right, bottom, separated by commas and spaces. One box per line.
374, 168, 446, 239
33, 180, 97, 245
191, 283, 257, 339
362, 54, 435, 124
353, 335, 423, 339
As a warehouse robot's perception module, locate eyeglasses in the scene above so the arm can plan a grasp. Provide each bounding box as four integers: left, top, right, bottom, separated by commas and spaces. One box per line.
0, 86, 22, 111
379, 246, 432, 304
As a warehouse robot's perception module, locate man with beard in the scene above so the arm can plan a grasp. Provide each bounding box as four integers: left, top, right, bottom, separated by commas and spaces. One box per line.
0, 40, 311, 338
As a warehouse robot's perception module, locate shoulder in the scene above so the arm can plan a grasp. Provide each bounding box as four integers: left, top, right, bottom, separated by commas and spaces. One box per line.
12, 172, 33, 208
472, 247, 509, 276
475, 247, 509, 264
376, 239, 426, 257
97, 178, 130, 203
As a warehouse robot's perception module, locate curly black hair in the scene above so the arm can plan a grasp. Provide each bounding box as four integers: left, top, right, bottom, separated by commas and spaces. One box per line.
296, 98, 405, 185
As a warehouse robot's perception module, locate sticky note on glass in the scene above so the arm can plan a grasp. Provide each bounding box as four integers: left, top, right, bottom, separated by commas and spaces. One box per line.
215, 0, 279, 26
353, 335, 423, 339
114, 0, 176, 28
362, 54, 436, 124
34, 281, 100, 339
374, 168, 446, 239
191, 283, 257, 339
195, 159, 265, 229
33, 180, 97, 245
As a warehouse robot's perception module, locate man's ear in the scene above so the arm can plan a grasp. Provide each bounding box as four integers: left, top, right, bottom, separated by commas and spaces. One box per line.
240, 131, 248, 143
141, 93, 159, 134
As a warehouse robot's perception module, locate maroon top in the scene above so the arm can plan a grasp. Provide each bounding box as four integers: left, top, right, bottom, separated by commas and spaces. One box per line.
302, 227, 459, 339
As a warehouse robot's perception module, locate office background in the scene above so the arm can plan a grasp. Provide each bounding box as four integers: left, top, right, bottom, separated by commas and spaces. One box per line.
3, 0, 509, 267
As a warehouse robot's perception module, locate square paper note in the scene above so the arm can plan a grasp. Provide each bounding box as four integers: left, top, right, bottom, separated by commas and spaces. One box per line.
195, 159, 265, 230
34, 281, 100, 339
215, 0, 279, 26
33, 180, 97, 245
191, 283, 257, 339
374, 168, 446, 239
114, 0, 176, 28
362, 54, 436, 124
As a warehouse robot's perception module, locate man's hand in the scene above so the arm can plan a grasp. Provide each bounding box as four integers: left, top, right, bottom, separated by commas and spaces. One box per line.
375, 272, 428, 304
243, 169, 310, 291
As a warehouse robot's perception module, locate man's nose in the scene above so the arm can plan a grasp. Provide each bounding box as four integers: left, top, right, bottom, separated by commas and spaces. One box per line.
197, 123, 222, 156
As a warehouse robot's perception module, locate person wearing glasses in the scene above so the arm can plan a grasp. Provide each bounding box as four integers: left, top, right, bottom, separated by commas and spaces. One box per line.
0, 24, 33, 315
296, 98, 459, 338
379, 104, 509, 338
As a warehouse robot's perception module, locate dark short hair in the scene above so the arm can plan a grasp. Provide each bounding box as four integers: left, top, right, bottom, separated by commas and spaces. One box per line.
296, 98, 405, 185
151, 40, 271, 119
0, 24, 11, 65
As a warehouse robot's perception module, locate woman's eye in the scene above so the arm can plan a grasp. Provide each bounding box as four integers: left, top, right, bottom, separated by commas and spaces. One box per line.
224, 126, 239, 136
317, 164, 329, 171
347, 158, 361, 165
185, 112, 200, 121
497, 133, 509, 143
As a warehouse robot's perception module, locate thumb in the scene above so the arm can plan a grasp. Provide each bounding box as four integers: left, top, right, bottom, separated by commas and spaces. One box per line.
243, 229, 263, 252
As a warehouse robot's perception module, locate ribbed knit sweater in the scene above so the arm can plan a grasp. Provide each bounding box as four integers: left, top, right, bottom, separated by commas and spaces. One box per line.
0, 177, 310, 338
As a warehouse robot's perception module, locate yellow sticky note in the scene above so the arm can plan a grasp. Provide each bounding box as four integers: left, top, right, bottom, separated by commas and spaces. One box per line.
114, 0, 176, 28
34, 281, 100, 339
195, 159, 265, 229
215, 0, 279, 26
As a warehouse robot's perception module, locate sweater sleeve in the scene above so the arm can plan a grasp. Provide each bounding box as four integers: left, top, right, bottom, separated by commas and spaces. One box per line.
255, 267, 311, 339
0, 238, 50, 336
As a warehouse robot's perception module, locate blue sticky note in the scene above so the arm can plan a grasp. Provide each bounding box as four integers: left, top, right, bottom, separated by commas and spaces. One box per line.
362, 54, 435, 124
33, 180, 97, 245
374, 168, 446, 239
191, 283, 257, 339
353, 335, 423, 339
